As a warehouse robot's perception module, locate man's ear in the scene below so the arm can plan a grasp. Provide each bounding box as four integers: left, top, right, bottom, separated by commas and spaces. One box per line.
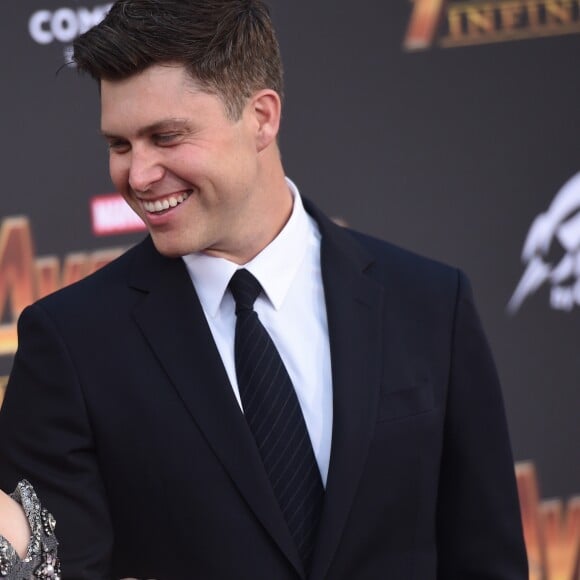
249, 89, 281, 152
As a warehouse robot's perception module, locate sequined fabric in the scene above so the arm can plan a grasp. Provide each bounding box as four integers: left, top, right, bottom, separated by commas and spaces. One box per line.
0, 481, 60, 579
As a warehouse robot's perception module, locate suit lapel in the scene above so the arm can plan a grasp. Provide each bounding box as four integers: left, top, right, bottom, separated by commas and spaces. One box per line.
127, 239, 305, 578
304, 204, 384, 580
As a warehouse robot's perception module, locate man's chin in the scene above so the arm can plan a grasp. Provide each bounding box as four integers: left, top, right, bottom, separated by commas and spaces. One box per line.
149, 234, 196, 258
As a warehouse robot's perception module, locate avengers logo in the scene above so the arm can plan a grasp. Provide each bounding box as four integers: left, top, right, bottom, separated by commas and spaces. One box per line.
508, 173, 580, 313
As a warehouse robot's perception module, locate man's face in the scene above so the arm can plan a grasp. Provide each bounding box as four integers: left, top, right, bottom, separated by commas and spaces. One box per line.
100, 64, 271, 261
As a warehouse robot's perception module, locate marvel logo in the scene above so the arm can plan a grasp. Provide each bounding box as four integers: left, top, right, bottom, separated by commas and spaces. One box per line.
91, 194, 146, 236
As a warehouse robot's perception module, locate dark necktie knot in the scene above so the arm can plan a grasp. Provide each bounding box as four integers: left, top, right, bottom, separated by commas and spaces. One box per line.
229, 269, 262, 314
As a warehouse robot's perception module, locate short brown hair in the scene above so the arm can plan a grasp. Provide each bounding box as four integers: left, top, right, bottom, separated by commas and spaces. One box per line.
73, 0, 284, 119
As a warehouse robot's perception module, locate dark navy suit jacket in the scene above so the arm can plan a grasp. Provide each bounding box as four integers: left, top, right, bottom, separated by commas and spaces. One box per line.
0, 201, 528, 579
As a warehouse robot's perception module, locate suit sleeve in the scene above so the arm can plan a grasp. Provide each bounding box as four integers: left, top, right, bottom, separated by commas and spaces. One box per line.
436, 271, 528, 579
0, 303, 113, 579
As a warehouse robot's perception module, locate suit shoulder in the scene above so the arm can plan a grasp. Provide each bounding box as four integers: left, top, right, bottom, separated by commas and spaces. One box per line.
347, 228, 461, 286
342, 229, 474, 329
33, 237, 153, 313
305, 197, 461, 288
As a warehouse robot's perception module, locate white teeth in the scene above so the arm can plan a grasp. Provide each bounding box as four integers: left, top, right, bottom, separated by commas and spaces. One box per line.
142, 191, 190, 213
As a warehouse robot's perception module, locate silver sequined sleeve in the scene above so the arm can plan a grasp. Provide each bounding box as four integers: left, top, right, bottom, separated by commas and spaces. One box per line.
0, 480, 60, 579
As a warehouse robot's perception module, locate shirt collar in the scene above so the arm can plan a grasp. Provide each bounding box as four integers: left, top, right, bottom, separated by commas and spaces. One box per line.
182, 178, 311, 318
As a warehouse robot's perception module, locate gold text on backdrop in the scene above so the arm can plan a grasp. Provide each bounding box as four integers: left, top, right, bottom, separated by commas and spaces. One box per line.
405, 0, 580, 50
0, 217, 124, 356
516, 462, 580, 580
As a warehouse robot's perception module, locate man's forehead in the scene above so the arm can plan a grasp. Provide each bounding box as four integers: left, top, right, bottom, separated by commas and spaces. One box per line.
99, 66, 195, 121
99, 64, 234, 135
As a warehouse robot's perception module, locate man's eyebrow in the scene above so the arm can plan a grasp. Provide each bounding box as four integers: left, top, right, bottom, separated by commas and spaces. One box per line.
99, 118, 191, 139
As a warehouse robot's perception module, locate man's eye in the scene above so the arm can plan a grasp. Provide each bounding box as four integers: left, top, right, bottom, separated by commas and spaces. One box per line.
155, 134, 179, 144
108, 141, 130, 153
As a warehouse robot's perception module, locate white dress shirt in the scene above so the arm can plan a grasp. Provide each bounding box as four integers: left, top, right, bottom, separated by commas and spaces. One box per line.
182, 179, 333, 485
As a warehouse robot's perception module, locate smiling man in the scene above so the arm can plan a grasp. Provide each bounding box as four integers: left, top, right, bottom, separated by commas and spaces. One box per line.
0, 1, 528, 579
100, 63, 291, 262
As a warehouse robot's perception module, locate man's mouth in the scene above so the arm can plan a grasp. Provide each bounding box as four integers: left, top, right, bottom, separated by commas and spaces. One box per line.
142, 190, 191, 214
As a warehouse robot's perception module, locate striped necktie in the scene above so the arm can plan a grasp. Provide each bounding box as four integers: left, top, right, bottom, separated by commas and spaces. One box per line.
229, 268, 324, 571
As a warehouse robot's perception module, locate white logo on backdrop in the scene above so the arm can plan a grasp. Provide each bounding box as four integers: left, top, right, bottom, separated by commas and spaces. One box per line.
508, 172, 580, 314
28, 4, 112, 55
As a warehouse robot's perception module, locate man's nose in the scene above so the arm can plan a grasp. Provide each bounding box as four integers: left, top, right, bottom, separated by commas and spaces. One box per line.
128, 148, 165, 193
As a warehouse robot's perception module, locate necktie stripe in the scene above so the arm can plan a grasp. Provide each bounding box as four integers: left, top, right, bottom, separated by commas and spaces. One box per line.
260, 397, 300, 457
236, 319, 264, 358
253, 384, 294, 442
283, 462, 322, 512
229, 269, 324, 573
240, 356, 281, 414
293, 495, 323, 544
245, 358, 284, 411
276, 449, 313, 503
265, 417, 305, 481
269, 426, 309, 486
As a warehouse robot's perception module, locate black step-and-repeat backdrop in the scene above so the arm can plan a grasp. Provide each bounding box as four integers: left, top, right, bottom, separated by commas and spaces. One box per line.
1, 2, 579, 577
